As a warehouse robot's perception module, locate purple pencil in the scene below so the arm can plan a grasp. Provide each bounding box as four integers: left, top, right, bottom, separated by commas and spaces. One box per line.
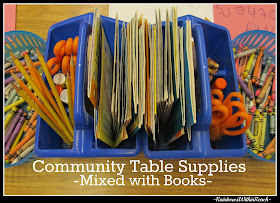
5, 114, 27, 155
237, 74, 254, 100
5, 109, 24, 144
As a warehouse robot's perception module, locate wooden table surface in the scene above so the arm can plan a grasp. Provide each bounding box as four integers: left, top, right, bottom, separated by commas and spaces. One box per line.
4, 4, 276, 196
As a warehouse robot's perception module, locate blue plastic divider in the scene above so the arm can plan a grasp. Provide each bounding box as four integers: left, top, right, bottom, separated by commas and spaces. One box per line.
35, 13, 247, 159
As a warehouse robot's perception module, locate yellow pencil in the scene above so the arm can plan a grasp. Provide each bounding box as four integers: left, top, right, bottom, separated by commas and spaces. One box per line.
12, 84, 72, 146
11, 73, 73, 143
4, 98, 25, 112
25, 55, 66, 126
24, 54, 48, 102
9, 51, 74, 139
70, 55, 75, 104
66, 72, 74, 126
35, 47, 74, 136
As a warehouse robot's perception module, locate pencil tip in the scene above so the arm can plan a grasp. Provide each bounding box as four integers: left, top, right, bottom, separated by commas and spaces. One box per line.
35, 47, 42, 57
11, 83, 20, 91
9, 51, 17, 61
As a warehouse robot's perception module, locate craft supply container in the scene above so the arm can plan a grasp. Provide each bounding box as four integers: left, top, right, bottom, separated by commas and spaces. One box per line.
35, 13, 247, 159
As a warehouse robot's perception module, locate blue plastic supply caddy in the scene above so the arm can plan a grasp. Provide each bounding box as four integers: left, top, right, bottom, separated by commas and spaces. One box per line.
35, 13, 247, 159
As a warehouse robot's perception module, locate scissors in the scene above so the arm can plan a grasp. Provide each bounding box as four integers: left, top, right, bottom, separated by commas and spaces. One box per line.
210, 89, 252, 141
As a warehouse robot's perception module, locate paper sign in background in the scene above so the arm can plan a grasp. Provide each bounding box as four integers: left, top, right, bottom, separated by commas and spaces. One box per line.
4, 4, 16, 32
213, 4, 276, 40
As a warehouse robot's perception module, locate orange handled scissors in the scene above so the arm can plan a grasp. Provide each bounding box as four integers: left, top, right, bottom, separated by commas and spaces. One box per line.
210, 89, 252, 141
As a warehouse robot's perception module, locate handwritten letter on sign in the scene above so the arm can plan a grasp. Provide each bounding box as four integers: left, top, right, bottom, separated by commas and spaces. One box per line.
213, 4, 275, 40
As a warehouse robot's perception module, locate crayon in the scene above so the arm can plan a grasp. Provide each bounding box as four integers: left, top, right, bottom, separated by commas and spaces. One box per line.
5, 113, 27, 154
249, 106, 256, 121
268, 99, 275, 113
254, 57, 263, 86
24, 111, 38, 132
11, 143, 35, 165
4, 98, 25, 113
259, 56, 273, 87
257, 147, 275, 158
257, 113, 263, 146
237, 74, 254, 100
266, 137, 275, 150
269, 110, 275, 139
234, 46, 259, 59
265, 151, 275, 160
238, 46, 248, 76
5, 116, 16, 135
5, 108, 24, 144
211, 78, 227, 90
243, 52, 255, 78
27, 108, 35, 120
255, 64, 274, 97
252, 46, 265, 83
245, 129, 258, 148
235, 44, 243, 72
24, 119, 37, 138
259, 111, 267, 152
245, 94, 251, 112
4, 107, 18, 128
10, 136, 35, 162
262, 95, 271, 113
256, 71, 274, 104
5, 83, 14, 95
271, 73, 276, 100
10, 119, 28, 150
257, 84, 271, 112
27, 105, 32, 112
5, 88, 18, 106
253, 111, 260, 138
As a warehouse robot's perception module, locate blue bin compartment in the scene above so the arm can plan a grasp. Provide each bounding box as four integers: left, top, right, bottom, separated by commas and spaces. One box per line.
35, 13, 142, 157
143, 15, 247, 159
196, 17, 247, 158
35, 13, 93, 157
